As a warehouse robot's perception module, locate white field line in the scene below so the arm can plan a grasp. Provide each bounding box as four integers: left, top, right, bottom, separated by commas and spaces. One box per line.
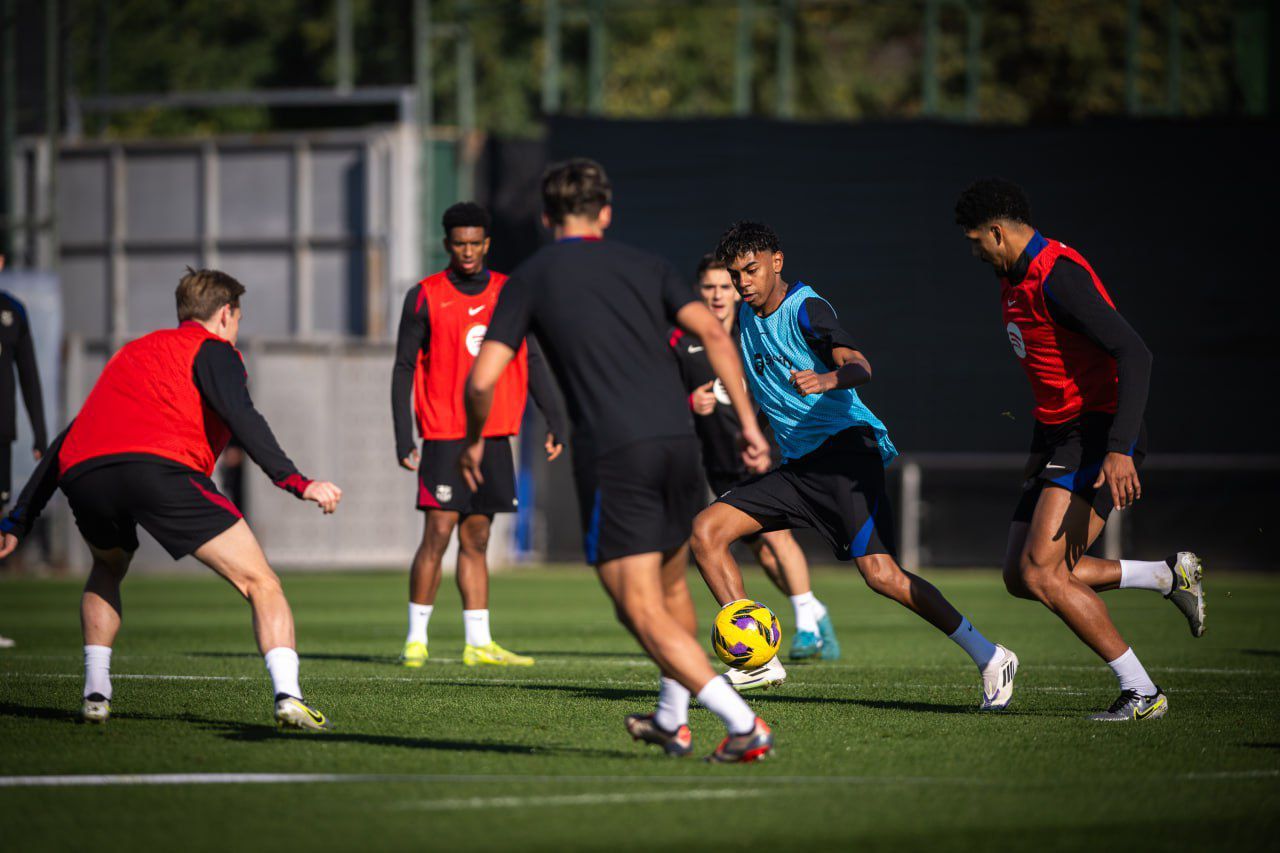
2, 653, 1270, 677
0, 671, 1274, 696
389, 789, 767, 811
0, 773, 965, 789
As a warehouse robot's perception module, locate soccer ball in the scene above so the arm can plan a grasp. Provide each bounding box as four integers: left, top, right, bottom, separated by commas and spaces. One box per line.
711, 599, 782, 670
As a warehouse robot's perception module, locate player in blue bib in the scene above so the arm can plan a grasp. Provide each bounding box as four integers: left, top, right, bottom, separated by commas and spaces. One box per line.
690, 221, 1020, 710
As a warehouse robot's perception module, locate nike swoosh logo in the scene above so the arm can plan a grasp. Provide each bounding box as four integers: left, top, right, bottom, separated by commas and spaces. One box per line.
1007, 299, 1016, 306
688, 346, 704, 353
1044, 463, 1068, 471
1134, 698, 1164, 719
468, 306, 485, 316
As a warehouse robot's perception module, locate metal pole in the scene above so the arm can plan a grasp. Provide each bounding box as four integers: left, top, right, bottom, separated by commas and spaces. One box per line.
734, 0, 753, 116
1, 0, 16, 259
414, 0, 434, 274
336, 0, 353, 93
1167, 0, 1181, 115
1126, 0, 1140, 115
457, 0, 475, 200
900, 459, 922, 570
964, 0, 983, 121
46, 0, 59, 272
922, 0, 939, 116
776, 0, 796, 119
542, 0, 561, 114
588, 0, 606, 115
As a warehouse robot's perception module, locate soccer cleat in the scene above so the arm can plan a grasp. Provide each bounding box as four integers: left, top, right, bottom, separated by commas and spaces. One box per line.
788, 629, 822, 660
1165, 552, 1205, 638
979, 644, 1019, 711
274, 694, 331, 731
723, 655, 787, 691
400, 640, 429, 668
463, 642, 534, 667
706, 717, 773, 764
624, 713, 694, 757
81, 693, 110, 724
816, 613, 842, 661
0, 634, 15, 649
1088, 687, 1168, 722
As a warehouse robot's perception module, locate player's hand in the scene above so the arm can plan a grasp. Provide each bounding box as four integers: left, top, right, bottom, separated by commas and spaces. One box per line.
545, 432, 564, 462
0, 532, 18, 559
690, 381, 717, 415
740, 424, 771, 474
1094, 452, 1141, 511
303, 481, 343, 514
400, 448, 420, 471
459, 440, 485, 492
790, 369, 836, 397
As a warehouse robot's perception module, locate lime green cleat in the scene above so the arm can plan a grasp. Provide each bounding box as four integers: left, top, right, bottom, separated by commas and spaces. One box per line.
400, 640, 429, 668
464, 641, 535, 666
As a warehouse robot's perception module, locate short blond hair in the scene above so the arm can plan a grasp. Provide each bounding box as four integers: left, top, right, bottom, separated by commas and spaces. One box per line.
175, 267, 245, 322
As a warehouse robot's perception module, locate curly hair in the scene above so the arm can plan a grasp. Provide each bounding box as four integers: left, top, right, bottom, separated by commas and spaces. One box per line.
442, 201, 491, 236
953, 178, 1032, 230
714, 220, 781, 265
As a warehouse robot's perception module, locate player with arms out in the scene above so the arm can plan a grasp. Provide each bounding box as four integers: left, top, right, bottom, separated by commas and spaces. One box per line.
463, 159, 775, 762
691, 221, 1020, 711
392, 202, 565, 668
955, 178, 1204, 721
672, 252, 840, 689
0, 268, 342, 729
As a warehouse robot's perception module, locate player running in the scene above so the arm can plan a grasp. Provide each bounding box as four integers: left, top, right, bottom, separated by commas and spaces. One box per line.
671, 252, 840, 688
462, 159, 775, 762
392, 202, 565, 668
0, 268, 341, 729
690, 221, 1020, 711
955, 178, 1204, 722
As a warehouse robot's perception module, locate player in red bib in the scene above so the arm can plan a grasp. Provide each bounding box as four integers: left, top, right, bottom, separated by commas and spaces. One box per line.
0, 268, 342, 729
391, 202, 565, 668
956, 178, 1205, 722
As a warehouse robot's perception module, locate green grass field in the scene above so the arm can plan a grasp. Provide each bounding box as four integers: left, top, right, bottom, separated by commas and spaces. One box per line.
2, 566, 1278, 852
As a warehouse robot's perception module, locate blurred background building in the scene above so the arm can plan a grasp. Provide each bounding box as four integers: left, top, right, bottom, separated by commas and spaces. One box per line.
1, 0, 1275, 570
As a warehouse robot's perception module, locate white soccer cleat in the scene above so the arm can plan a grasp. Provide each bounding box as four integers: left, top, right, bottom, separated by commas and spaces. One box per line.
979, 645, 1019, 711
0, 635, 16, 649
723, 654, 787, 692
81, 693, 111, 724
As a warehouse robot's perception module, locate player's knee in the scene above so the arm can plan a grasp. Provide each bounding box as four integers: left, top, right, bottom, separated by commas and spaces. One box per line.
239, 570, 284, 602
858, 555, 901, 594
1002, 564, 1036, 600
689, 512, 730, 557
459, 527, 490, 556
1017, 552, 1065, 603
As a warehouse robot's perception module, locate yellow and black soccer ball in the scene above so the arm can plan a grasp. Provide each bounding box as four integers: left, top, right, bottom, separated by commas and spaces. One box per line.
711, 599, 782, 670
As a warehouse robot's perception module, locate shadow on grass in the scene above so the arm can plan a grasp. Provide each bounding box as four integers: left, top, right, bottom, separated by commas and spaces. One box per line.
187, 651, 397, 665
1240, 649, 1280, 658
0, 701, 636, 759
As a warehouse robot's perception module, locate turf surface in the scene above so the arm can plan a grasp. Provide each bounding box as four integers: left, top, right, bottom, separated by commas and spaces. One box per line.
2, 566, 1278, 851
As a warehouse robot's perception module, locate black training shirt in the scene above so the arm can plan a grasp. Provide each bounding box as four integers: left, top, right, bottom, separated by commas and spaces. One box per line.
0, 292, 48, 449
485, 239, 696, 459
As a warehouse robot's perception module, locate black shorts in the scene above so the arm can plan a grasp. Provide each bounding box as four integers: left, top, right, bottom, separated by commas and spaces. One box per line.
716, 426, 896, 562
417, 437, 517, 515
574, 435, 703, 565
706, 469, 746, 501
1011, 412, 1148, 524
0, 441, 10, 507
61, 460, 243, 559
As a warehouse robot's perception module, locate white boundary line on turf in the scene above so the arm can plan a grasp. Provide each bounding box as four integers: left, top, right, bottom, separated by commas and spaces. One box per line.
388, 789, 765, 811
1, 671, 1273, 695
0, 773, 967, 789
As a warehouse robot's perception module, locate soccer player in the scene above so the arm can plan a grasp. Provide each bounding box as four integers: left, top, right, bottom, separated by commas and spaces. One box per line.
690, 221, 1020, 711
954, 178, 1204, 722
0, 252, 48, 511
391, 202, 566, 668
671, 252, 840, 684
462, 159, 776, 762
0, 268, 342, 729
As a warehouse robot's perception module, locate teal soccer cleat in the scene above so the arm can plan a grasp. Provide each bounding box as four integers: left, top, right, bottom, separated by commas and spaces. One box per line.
817, 613, 841, 660
788, 629, 821, 660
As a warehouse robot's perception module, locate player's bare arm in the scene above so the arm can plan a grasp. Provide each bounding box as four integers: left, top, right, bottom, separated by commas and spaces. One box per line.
674, 301, 770, 473
790, 346, 872, 396
461, 339, 517, 491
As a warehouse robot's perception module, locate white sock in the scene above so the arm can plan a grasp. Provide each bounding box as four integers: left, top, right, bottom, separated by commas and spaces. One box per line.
653, 676, 690, 732
790, 592, 820, 634
810, 596, 828, 622
83, 645, 113, 700
264, 646, 302, 700
1119, 559, 1173, 595
1107, 647, 1158, 695
948, 616, 999, 670
463, 609, 492, 647
696, 676, 757, 736
406, 603, 434, 645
